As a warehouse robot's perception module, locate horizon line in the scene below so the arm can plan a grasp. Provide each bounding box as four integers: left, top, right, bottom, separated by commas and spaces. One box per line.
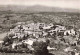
0, 4, 80, 10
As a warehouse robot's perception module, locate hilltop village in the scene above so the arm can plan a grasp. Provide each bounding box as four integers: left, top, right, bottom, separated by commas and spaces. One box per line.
0, 22, 80, 54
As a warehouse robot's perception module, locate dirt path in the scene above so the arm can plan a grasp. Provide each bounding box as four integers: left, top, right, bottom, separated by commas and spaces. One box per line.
0, 32, 8, 41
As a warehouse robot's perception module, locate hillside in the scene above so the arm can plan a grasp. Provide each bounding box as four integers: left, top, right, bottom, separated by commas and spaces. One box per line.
0, 5, 80, 55
0, 5, 80, 32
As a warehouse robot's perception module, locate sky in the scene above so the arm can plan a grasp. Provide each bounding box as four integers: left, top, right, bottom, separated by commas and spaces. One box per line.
0, 0, 80, 9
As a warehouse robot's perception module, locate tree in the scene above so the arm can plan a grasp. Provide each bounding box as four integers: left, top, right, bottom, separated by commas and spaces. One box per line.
32, 38, 50, 55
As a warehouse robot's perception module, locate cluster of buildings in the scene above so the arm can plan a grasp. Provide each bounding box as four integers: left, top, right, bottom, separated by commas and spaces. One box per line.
0, 22, 80, 54
9, 22, 67, 38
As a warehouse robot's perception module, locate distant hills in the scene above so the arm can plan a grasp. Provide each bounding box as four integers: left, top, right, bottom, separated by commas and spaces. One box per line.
0, 5, 80, 13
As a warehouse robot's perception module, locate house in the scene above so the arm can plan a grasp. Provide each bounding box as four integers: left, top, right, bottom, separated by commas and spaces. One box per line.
63, 47, 73, 52
0, 41, 4, 47
64, 29, 76, 36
